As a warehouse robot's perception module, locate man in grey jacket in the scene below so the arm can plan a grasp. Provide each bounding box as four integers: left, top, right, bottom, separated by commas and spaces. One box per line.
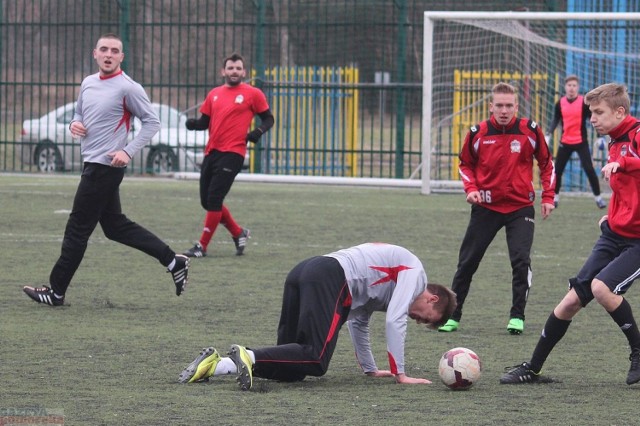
23, 33, 189, 306
178, 243, 457, 391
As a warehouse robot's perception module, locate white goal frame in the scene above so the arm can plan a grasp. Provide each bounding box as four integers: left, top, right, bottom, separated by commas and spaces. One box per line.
421, 11, 640, 195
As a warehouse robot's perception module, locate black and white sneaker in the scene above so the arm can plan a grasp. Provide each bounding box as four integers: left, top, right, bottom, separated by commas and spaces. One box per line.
627, 350, 640, 385
183, 242, 206, 258
168, 255, 190, 296
500, 362, 540, 384
232, 228, 250, 256
23, 285, 64, 306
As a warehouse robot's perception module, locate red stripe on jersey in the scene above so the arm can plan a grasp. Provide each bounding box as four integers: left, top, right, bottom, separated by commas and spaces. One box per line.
387, 351, 398, 375
115, 97, 132, 133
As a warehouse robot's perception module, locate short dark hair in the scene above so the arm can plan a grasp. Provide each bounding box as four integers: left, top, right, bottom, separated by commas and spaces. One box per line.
98, 33, 121, 43
223, 53, 245, 68
96, 33, 122, 50
565, 74, 580, 84
426, 283, 458, 329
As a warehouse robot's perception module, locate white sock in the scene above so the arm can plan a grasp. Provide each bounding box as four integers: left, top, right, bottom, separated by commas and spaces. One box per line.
167, 259, 176, 270
214, 358, 239, 376
214, 350, 256, 376
554, 194, 560, 202
595, 195, 603, 202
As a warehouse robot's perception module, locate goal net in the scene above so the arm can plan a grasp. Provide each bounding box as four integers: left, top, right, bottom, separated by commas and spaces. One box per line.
421, 12, 640, 194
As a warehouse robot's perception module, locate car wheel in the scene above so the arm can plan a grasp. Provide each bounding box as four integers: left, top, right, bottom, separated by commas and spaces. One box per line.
34, 142, 63, 172
146, 146, 179, 174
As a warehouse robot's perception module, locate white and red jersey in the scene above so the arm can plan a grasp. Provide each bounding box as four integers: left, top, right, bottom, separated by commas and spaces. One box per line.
459, 115, 555, 213
200, 82, 270, 156
325, 243, 428, 375
605, 115, 640, 239
73, 70, 160, 165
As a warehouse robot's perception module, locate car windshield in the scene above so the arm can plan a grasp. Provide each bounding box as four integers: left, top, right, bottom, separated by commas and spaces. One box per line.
153, 105, 181, 128
58, 107, 75, 125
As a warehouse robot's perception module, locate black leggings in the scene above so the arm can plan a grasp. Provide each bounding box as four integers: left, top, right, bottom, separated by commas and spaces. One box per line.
554, 142, 601, 196
252, 256, 352, 382
199, 150, 244, 211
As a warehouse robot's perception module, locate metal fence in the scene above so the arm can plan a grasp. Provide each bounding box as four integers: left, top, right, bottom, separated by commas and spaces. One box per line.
1, 0, 577, 182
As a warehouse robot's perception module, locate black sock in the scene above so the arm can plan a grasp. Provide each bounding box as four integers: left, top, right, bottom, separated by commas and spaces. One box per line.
530, 312, 571, 373
608, 298, 640, 352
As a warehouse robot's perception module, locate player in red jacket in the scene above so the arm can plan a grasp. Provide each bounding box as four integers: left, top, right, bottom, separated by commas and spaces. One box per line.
438, 82, 555, 335
546, 75, 605, 209
501, 82, 640, 386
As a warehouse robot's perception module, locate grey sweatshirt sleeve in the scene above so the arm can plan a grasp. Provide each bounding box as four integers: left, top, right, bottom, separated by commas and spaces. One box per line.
347, 314, 377, 373
121, 82, 161, 158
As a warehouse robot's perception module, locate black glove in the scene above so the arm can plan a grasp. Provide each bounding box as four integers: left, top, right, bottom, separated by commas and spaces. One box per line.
246, 129, 263, 143
185, 118, 196, 130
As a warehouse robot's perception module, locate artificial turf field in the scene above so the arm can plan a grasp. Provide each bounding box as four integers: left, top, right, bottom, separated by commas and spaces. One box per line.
1, 174, 637, 425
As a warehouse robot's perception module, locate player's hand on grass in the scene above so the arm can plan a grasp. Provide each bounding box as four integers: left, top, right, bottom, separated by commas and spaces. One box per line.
394, 373, 431, 384
365, 370, 394, 378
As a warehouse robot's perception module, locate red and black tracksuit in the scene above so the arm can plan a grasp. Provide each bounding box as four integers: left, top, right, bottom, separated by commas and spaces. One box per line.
451, 115, 555, 322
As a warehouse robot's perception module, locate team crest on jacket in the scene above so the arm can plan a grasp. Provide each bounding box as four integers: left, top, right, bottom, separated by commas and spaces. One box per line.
235, 95, 244, 104
510, 140, 521, 153
621, 144, 628, 157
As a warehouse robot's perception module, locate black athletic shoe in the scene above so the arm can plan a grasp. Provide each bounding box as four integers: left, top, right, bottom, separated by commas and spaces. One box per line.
168, 255, 189, 296
183, 242, 206, 258
23, 285, 64, 306
500, 362, 540, 384
627, 350, 640, 385
232, 228, 250, 256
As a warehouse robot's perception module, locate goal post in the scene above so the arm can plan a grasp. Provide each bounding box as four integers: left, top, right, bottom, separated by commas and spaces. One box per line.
422, 11, 640, 195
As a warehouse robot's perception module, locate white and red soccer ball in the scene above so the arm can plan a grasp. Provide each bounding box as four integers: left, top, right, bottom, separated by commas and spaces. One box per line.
438, 347, 482, 390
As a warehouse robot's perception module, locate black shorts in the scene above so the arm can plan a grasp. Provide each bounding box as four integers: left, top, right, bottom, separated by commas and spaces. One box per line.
199, 150, 244, 210
570, 221, 640, 306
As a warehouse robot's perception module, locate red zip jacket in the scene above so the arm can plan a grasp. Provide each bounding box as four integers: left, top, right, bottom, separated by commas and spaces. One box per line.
459, 115, 556, 214
605, 115, 640, 239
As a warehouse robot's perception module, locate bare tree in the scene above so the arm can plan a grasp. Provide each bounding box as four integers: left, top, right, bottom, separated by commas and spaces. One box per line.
272, 0, 293, 66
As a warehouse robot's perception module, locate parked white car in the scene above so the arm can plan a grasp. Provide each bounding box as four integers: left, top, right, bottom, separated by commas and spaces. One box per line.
19, 102, 228, 174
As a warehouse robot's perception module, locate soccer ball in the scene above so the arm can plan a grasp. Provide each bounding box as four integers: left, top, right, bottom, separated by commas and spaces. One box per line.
438, 347, 482, 390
